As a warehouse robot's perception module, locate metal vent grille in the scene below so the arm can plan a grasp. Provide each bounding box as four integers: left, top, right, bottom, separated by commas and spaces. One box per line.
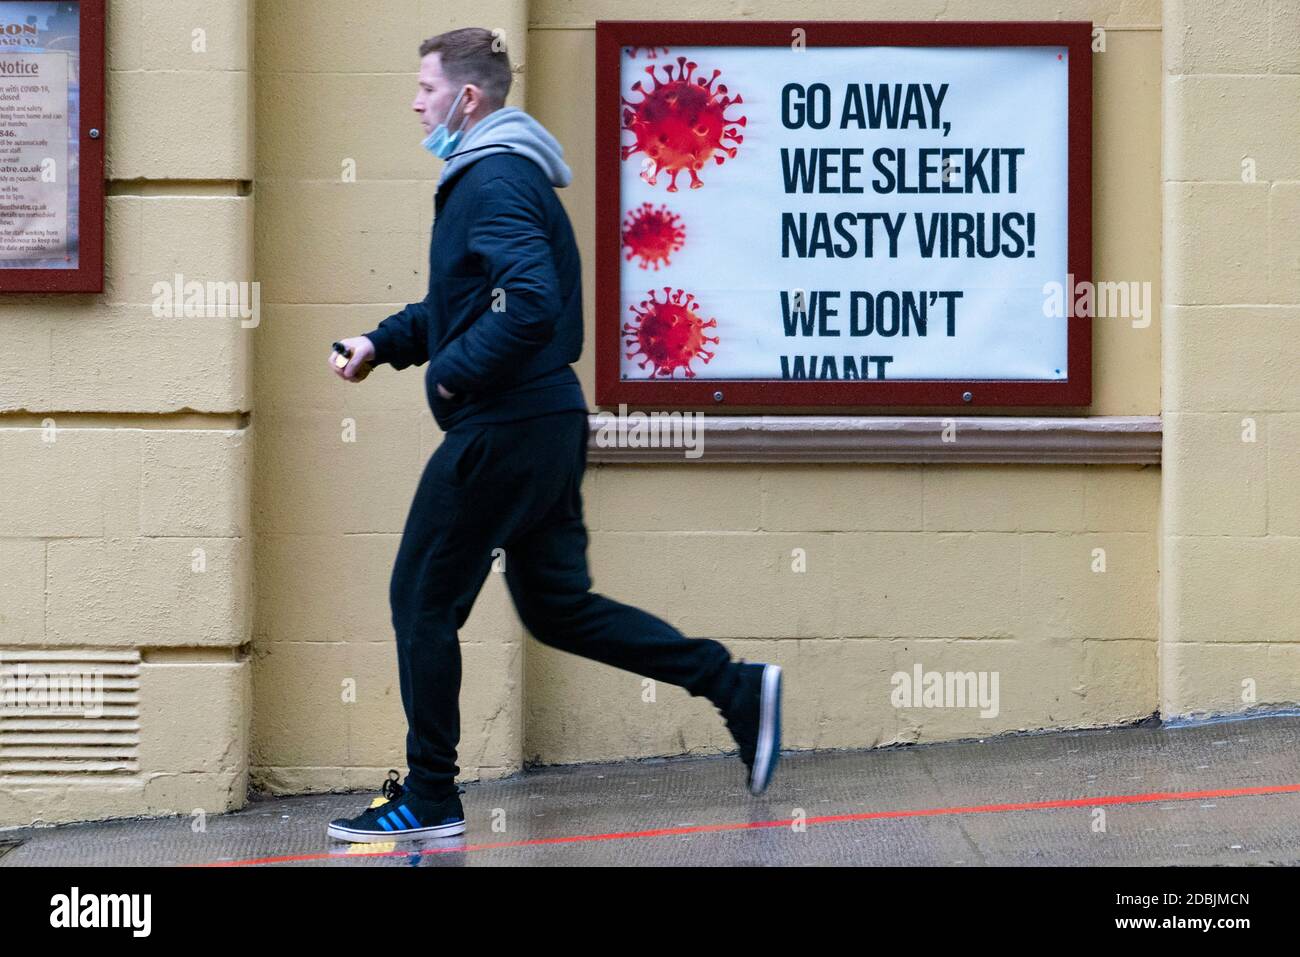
0, 649, 141, 775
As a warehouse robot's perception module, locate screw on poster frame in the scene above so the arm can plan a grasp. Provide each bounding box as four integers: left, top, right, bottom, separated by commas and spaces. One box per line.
596, 20, 1092, 409
0, 0, 104, 293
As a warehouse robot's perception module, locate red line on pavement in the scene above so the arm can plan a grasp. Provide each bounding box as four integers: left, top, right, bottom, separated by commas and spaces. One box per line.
190, 781, 1300, 867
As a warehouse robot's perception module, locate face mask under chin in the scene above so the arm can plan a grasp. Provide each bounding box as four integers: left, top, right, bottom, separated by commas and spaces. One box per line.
422, 87, 470, 159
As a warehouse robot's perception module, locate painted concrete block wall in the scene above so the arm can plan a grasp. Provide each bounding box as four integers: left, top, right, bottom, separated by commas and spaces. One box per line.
11, 0, 1294, 829
520, 0, 1165, 766
249, 0, 531, 795
245, 0, 1168, 797
1161, 0, 1300, 716
526, 462, 1158, 765
0, 0, 255, 827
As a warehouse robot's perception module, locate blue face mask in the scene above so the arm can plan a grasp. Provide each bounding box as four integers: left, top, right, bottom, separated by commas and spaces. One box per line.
421, 86, 469, 159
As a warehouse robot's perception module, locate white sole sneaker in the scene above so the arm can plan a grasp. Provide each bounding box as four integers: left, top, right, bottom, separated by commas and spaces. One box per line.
326, 819, 466, 843
748, 664, 783, 795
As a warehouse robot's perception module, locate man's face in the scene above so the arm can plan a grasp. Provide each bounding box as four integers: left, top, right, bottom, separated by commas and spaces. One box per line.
413, 53, 469, 136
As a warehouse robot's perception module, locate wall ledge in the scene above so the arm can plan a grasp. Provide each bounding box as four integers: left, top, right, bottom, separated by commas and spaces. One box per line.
586, 415, 1162, 464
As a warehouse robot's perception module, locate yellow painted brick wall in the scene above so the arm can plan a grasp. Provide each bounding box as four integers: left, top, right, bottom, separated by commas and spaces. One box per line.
25, 0, 1287, 827
243, 0, 1167, 795
249, 0, 530, 796
1161, 0, 1300, 716
516, 0, 1165, 767
0, 0, 255, 827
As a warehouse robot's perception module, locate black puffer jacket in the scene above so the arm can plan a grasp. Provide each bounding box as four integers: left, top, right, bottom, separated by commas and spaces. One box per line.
364, 110, 588, 433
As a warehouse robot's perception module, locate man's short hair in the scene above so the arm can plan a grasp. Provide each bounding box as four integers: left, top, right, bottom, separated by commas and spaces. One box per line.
420, 27, 512, 108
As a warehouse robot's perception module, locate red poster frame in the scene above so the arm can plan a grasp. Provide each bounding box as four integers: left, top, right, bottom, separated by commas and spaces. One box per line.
595, 20, 1093, 409
0, 0, 105, 293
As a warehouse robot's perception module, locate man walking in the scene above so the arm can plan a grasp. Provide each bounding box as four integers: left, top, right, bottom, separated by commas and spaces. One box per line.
325, 27, 782, 844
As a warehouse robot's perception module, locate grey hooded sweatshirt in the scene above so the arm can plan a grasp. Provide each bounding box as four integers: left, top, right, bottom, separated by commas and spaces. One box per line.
439, 106, 573, 188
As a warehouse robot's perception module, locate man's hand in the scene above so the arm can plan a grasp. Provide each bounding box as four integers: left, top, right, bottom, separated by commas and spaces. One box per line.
436, 382, 456, 400
330, 336, 376, 382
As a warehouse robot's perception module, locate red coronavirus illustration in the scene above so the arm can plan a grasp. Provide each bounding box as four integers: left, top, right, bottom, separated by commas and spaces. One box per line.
620, 56, 747, 192
621, 202, 686, 271
623, 287, 719, 378
625, 46, 670, 59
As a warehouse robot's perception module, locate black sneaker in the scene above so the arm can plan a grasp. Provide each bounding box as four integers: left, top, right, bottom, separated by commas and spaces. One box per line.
326, 770, 466, 843
717, 662, 783, 795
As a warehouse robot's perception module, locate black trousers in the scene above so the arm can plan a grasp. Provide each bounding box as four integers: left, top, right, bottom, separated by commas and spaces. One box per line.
389, 408, 736, 799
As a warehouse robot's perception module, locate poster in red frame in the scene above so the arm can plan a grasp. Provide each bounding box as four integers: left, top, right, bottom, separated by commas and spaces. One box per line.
595, 20, 1092, 409
0, 0, 104, 293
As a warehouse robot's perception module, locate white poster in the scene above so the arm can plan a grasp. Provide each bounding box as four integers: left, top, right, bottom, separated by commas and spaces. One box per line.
617, 45, 1070, 382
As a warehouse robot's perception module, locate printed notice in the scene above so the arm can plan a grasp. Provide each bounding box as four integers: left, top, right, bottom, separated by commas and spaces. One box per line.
0, 50, 70, 263
616, 45, 1071, 382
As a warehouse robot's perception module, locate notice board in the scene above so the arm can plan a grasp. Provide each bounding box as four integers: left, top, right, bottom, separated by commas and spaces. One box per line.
595, 21, 1092, 408
0, 0, 104, 293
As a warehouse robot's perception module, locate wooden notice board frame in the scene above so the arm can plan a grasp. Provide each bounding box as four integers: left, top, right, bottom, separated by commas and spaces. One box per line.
0, 0, 105, 293
595, 20, 1093, 409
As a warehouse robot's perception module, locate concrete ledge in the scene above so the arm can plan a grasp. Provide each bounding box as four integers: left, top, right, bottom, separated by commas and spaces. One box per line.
586, 415, 1162, 464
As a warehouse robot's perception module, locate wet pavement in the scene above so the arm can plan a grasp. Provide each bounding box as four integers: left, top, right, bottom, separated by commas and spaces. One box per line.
3, 713, 1299, 866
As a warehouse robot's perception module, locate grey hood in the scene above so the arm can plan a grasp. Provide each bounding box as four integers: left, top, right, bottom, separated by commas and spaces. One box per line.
437, 106, 572, 188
